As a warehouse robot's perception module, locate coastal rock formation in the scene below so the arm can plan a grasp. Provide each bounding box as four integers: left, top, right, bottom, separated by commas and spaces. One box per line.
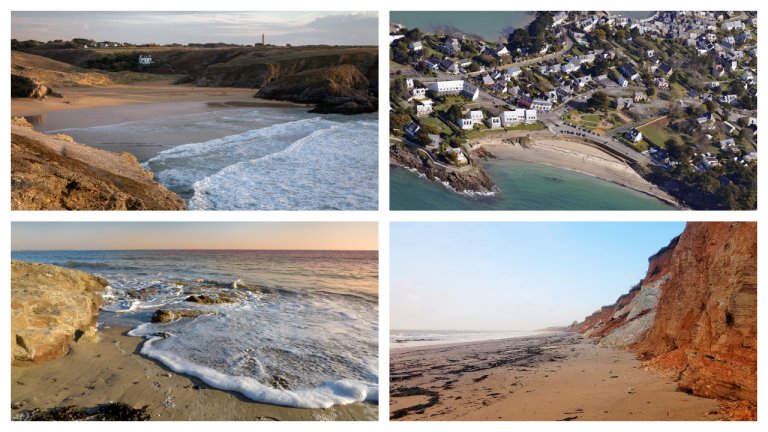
11, 120, 186, 210
256, 64, 376, 114
11, 74, 61, 99
11, 261, 108, 364
390, 145, 498, 195
572, 222, 757, 410
151, 309, 206, 324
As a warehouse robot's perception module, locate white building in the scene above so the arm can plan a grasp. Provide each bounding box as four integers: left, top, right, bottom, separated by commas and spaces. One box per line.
408, 41, 423, 51
531, 99, 552, 112
625, 128, 643, 143
458, 118, 474, 130
411, 88, 427, 99
487, 116, 502, 129
468, 110, 484, 125
428, 80, 479, 101
138, 54, 153, 65
500, 109, 536, 126
415, 104, 432, 117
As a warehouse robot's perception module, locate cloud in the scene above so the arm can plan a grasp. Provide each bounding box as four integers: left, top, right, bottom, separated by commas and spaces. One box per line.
11, 11, 377, 45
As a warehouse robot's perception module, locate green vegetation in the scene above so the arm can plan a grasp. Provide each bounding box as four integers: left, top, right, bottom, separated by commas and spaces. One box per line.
637, 118, 680, 149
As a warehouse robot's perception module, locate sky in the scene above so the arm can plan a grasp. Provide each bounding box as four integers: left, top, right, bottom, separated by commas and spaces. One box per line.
391, 222, 686, 331
11, 222, 377, 251
11, 11, 378, 46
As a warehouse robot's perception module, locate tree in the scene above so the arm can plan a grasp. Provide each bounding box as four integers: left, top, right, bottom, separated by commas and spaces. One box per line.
448, 105, 464, 124
416, 130, 432, 146
586, 91, 609, 111
391, 77, 408, 101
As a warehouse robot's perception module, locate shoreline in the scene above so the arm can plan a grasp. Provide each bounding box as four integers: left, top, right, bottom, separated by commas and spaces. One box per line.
11, 81, 310, 119
390, 333, 722, 421
475, 138, 683, 209
11, 325, 376, 421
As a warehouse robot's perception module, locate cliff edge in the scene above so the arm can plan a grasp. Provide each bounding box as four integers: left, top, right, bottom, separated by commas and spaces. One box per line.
11, 118, 186, 210
11, 261, 108, 364
571, 222, 757, 416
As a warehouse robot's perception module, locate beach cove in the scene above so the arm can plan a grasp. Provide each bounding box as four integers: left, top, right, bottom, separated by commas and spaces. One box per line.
12, 82, 378, 210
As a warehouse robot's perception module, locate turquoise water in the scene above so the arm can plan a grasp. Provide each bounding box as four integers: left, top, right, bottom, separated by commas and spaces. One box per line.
390, 11, 534, 41
390, 160, 673, 210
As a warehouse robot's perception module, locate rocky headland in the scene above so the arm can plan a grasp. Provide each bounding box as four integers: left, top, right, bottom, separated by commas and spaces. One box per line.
390, 144, 498, 195
11, 118, 186, 210
11, 261, 108, 364
571, 222, 757, 419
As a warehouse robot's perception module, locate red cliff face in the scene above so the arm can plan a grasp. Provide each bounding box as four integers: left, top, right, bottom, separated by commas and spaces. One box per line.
573, 222, 757, 412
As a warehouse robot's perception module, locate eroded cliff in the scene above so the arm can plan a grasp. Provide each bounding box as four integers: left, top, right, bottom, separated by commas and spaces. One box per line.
572, 222, 757, 414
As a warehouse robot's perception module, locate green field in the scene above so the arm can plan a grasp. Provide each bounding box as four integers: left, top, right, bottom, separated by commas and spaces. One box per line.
637, 118, 680, 149
420, 115, 453, 135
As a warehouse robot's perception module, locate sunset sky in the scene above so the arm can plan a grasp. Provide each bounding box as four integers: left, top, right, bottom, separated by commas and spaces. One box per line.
12, 222, 377, 251
11, 11, 377, 46
391, 222, 686, 331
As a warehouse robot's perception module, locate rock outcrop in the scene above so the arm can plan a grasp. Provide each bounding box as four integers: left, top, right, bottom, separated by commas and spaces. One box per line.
11, 120, 186, 210
256, 64, 376, 114
390, 144, 498, 195
572, 222, 757, 411
11, 261, 108, 364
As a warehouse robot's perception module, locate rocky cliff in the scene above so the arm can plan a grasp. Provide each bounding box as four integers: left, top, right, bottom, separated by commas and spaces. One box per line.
572, 222, 757, 414
11, 261, 108, 364
11, 118, 186, 210
256, 64, 376, 114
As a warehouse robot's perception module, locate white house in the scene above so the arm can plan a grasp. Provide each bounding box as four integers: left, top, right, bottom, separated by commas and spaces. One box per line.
531, 99, 552, 112
626, 128, 644, 143
411, 88, 427, 99
458, 118, 474, 130
408, 41, 423, 51
468, 110, 484, 125
500, 109, 525, 127
486, 116, 502, 129
427, 80, 479, 101
447, 147, 468, 165
415, 104, 433, 117
405, 78, 414, 90
138, 54, 153, 65
524, 109, 537, 123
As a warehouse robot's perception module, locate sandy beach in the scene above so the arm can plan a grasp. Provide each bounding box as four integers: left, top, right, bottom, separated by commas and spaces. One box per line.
390, 333, 721, 421
11, 81, 308, 118
476, 138, 681, 208
11, 325, 376, 421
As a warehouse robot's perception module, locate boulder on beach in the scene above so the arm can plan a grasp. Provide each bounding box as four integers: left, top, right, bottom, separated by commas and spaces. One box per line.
11, 261, 108, 364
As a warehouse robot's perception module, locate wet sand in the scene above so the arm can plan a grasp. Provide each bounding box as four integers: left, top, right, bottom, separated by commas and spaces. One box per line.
478, 139, 681, 208
390, 334, 721, 421
11, 326, 376, 421
12, 82, 311, 161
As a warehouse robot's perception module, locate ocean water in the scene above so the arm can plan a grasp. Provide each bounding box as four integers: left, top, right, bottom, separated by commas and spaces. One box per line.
390, 11, 534, 41
390, 160, 673, 210
391, 329, 546, 348
41, 107, 378, 210
12, 250, 378, 409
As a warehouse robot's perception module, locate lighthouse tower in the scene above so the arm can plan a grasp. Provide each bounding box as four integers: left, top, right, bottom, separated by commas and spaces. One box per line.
262, 33, 265, 45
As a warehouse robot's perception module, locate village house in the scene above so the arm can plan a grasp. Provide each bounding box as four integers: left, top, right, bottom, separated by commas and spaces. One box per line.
411, 87, 427, 99
408, 41, 423, 51
486, 116, 502, 129
138, 54, 153, 65
625, 128, 644, 143
634, 92, 648, 103
457, 118, 474, 130
446, 147, 468, 165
